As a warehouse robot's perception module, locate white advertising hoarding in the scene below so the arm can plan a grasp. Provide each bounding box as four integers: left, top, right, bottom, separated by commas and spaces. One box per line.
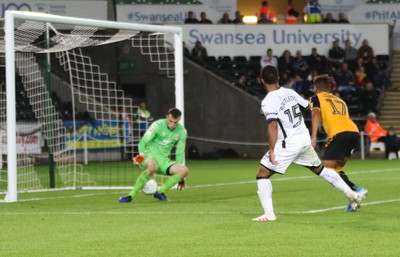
1, 123, 42, 154
116, 0, 236, 24
180, 24, 389, 58
0, 0, 107, 20
320, 0, 400, 49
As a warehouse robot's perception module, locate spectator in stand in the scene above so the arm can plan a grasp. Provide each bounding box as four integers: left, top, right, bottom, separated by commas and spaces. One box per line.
365, 57, 391, 89
385, 127, 400, 159
364, 112, 387, 143
357, 39, 375, 65
327, 40, 345, 70
292, 50, 309, 77
360, 82, 379, 115
355, 57, 364, 72
218, 12, 232, 24
328, 73, 337, 91
278, 50, 294, 76
260, 48, 278, 69
234, 74, 248, 91
257, 12, 273, 24
136, 101, 153, 132
354, 66, 368, 89
373, 66, 392, 89
257, 1, 276, 24
250, 76, 267, 100
279, 71, 294, 88
296, 74, 310, 96
232, 10, 244, 24
364, 57, 379, 82
308, 47, 328, 74
118, 105, 132, 124
191, 41, 208, 62
292, 74, 306, 96
335, 62, 355, 93
286, 0, 299, 24
337, 12, 350, 23
323, 12, 337, 23
344, 39, 358, 72
199, 12, 213, 24
184, 11, 199, 24
303, 0, 322, 24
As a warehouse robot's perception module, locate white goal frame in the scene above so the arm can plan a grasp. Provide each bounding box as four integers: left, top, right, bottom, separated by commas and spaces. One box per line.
4, 10, 184, 203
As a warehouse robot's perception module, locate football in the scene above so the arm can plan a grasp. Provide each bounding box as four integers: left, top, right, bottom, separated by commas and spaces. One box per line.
142, 179, 158, 195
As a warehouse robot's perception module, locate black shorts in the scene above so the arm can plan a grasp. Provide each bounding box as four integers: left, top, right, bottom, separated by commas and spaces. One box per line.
323, 132, 359, 161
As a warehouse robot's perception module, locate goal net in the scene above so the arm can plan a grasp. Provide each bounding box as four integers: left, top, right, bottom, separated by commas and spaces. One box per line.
0, 11, 183, 202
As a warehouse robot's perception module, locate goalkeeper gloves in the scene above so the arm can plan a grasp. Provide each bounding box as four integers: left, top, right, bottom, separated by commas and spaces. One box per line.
177, 179, 186, 191
133, 154, 144, 165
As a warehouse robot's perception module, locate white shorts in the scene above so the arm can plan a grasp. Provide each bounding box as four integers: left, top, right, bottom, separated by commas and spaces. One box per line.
260, 145, 322, 175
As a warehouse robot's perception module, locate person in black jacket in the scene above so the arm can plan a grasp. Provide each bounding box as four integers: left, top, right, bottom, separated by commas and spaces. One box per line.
385, 127, 400, 159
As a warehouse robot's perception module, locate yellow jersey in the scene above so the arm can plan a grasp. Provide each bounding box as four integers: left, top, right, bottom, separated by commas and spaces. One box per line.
310, 92, 359, 139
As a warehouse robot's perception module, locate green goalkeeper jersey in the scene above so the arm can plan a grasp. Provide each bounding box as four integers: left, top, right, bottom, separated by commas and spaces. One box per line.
138, 119, 187, 163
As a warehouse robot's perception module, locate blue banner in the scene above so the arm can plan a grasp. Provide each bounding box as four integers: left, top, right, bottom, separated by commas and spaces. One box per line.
64, 120, 129, 150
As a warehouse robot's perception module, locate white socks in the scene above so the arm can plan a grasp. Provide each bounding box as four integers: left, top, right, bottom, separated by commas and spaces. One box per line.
319, 167, 353, 198
257, 178, 275, 216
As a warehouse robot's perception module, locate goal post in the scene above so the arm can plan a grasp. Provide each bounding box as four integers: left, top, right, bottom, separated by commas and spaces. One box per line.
1, 10, 184, 203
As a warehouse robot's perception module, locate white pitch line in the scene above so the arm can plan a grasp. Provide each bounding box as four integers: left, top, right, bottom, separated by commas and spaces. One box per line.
189, 168, 399, 189
282, 198, 400, 214
1, 198, 400, 216
0, 191, 125, 203
1, 168, 397, 203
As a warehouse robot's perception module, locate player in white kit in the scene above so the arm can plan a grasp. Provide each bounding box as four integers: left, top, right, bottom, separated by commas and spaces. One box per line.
253, 66, 363, 222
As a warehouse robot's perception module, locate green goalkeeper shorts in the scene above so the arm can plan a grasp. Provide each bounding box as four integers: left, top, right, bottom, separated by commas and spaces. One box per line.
141, 153, 176, 175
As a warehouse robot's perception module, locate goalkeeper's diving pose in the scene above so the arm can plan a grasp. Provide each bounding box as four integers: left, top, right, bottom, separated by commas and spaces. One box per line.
119, 108, 188, 202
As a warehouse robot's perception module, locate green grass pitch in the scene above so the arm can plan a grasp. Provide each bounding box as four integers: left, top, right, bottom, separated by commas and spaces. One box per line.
1, 159, 399, 257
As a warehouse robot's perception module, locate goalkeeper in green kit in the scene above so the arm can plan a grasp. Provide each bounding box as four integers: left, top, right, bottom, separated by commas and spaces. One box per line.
119, 108, 189, 202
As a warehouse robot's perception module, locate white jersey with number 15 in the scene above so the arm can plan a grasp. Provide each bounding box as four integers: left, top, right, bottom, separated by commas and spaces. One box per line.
261, 87, 310, 149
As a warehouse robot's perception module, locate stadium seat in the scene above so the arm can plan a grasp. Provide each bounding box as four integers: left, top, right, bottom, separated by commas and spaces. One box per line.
218, 62, 234, 78
233, 63, 247, 76
388, 152, 398, 160
369, 142, 385, 152
205, 56, 218, 70
218, 56, 232, 65
249, 55, 261, 64
233, 56, 247, 65
246, 68, 259, 81
376, 55, 389, 62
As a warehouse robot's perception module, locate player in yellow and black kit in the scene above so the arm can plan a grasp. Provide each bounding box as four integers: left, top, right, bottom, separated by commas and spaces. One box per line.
310, 74, 368, 212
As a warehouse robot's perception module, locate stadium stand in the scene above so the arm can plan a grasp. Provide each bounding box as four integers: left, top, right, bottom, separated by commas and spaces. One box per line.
185, 43, 391, 146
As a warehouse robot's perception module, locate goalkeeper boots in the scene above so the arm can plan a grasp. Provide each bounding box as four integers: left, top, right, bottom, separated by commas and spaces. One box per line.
119, 195, 132, 203
153, 192, 169, 202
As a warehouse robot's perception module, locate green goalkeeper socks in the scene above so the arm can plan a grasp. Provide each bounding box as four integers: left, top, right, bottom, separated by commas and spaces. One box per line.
129, 171, 150, 198
157, 174, 182, 194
